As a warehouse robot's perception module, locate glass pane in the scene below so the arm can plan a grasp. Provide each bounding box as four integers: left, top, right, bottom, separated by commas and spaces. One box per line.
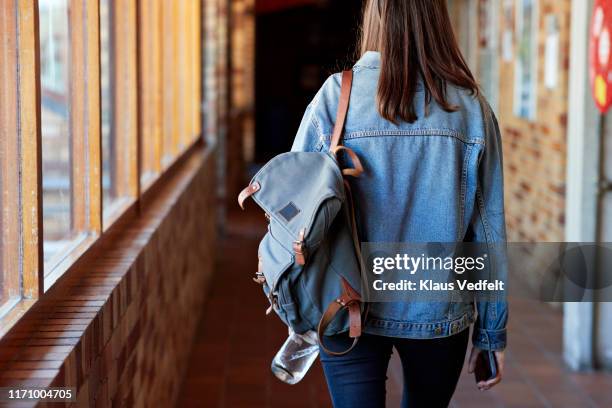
139, 0, 162, 186
162, 3, 178, 164
100, 0, 116, 210
39, 0, 74, 264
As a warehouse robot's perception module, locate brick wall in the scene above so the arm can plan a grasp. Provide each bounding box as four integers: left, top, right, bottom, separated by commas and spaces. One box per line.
0, 148, 216, 407
493, 0, 572, 242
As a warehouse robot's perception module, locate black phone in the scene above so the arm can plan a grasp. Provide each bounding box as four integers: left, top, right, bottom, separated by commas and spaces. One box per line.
474, 350, 498, 383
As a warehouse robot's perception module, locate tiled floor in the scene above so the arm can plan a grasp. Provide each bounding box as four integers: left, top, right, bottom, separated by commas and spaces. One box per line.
178, 211, 612, 407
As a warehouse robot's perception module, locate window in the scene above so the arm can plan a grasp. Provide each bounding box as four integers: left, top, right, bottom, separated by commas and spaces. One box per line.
0, 0, 204, 329
0, 1, 43, 328
139, 0, 163, 187
161, 2, 180, 165
100, 0, 115, 210
477, 0, 500, 112
40, 0, 103, 287
514, 0, 539, 120
141, 0, 202, 188
39, 0, 76, 266
100, 0, 138, 225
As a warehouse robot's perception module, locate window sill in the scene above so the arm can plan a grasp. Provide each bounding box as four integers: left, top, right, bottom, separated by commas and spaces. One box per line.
0, 299, 36, 338
102, 196, 136, 232
43, 233, 98, 292
0, 139, 214, 390
0, 138, 211, 339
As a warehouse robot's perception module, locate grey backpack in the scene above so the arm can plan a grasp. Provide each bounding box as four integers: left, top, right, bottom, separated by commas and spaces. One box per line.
238, 71, 365, 355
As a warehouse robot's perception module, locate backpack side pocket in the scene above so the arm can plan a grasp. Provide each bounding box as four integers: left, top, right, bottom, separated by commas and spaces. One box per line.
258, 232, 306, 330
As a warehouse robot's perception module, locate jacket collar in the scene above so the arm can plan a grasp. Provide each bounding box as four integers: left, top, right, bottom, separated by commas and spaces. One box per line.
354, 51, 424, 92
355, 51, 381, 68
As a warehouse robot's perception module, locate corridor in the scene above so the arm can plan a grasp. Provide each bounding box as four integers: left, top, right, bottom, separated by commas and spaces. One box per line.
1, 0, 612, 407
178, 211, 612, 408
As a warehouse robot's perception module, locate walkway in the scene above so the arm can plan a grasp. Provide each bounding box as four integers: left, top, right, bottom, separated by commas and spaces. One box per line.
178, 211, 612, 407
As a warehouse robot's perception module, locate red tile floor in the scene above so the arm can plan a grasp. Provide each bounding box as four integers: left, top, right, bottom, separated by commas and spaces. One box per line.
178, 211, 612, 407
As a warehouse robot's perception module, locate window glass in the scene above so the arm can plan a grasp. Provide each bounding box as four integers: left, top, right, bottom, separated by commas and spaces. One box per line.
100, 0, 116, 210
139, 0, 163, 187
162, 3, 179, 165
39, 0, 74, 264
514, 0, 538, 120
100, 0, 138, 220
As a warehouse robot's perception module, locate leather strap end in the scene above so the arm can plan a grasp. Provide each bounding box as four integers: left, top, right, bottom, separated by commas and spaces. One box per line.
237, 182, 261, 209
347, 302, 361, 338
340, 277, 362, 302
317, 277, 363, 355
317, 299, 360, 356
293, 246, 307, 265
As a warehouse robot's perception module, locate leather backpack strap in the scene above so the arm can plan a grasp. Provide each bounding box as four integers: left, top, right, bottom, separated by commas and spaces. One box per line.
329, 70, 353, 150
318, 69, 368, 356
317, 178, 369, 357
317, 277, 362, 356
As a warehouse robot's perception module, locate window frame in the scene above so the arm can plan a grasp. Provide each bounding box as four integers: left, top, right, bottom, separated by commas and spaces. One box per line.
0, 0, 44, 337
101, 0, 139, 229
42, 0, 103, 289
139, 0, 164, 191
0, 0, 205, 334
1, 0, 21, 312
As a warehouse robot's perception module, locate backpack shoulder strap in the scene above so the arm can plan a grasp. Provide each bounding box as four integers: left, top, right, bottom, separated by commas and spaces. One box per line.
329, 70, 353, 150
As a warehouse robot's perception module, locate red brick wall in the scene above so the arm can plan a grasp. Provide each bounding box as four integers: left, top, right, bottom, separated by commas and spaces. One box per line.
0, 149, 216, 408
495, 0, 571, 242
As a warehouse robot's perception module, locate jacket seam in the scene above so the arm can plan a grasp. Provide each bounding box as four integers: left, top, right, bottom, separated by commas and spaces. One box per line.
367, 309, 474, 327
478, 94, 490, 151
459, 144, 472, 240
475, 185, 498, 321
320, 130, 483, 145
311, 115, 323, 150
353, 64, 379, 70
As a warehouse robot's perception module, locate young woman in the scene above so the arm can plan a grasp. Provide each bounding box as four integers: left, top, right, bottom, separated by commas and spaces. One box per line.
291, 0, 508, 407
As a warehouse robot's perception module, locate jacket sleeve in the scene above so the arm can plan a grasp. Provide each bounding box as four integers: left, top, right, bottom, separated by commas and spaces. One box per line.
291, 99, 323, 153
470, 97, 509, 351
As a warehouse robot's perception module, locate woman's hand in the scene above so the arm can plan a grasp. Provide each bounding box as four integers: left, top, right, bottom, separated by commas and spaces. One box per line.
467, 346, 505, 391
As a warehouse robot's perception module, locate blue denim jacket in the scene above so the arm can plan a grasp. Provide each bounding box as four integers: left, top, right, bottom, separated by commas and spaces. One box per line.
291, 52, 508, 351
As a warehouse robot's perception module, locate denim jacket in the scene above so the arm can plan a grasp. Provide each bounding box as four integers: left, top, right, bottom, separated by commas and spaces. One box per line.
291, 52, 508, 351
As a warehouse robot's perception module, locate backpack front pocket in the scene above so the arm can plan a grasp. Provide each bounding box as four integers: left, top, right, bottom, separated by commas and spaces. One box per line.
258, 232, 314, 332
257, 232, 295, 321
258, 232, 293, 290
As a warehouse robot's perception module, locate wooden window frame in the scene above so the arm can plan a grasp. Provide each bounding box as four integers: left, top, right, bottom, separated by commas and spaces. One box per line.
0, 0, 205, 336
140, 0, 203, 192
43, 0, 103, 289
0, 0, 43, 337
1, 0, 21, 314
101, 0, 139, 229
139, 0, 164, 191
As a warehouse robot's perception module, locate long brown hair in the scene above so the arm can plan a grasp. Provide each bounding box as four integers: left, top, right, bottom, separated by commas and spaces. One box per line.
359, 0, 478, 123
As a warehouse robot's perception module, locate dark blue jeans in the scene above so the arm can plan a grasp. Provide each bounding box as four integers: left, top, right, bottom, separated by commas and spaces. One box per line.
319, 329, 469, 408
